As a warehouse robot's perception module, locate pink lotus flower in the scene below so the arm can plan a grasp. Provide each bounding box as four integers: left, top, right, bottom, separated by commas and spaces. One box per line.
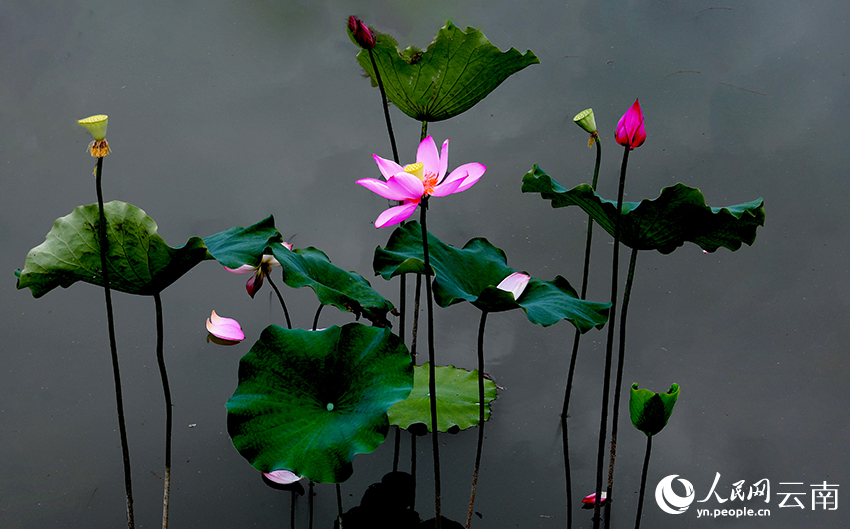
582, 492, 608, 504
496, 272, 530, 300
357, 136, 486, 228
205, 310, 245, 342
615, 99, 646, 150
225, 242, 293, 298
347, 16, 375, 50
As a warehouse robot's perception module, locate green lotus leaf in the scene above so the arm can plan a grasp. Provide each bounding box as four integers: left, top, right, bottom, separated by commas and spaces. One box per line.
201, 215, 283, 268
522, 164, 765, 254
629, 383, 680, 437
373, 222, 609, 331
356, 21, 539, 122
388, 363, 497, 433
15, 201, 208, 297
203, 217, 394, 326
226, 323, 413, 484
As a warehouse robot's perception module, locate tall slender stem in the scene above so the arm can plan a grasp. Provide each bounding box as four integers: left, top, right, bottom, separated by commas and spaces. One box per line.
308, 481, 314, 529
154, 291, 172, 529
634, 435, 653, 529
95, 156, 135, 529
410, 274, 422, 362
562, 137, 602, 528
562, 137, 602, 417
268, 274, 292, 329
593, 145, 631, 528
605, 248, 639, 528
367, 48, 399, 165
466, 310, 489, 528
336, 483, 343, 517
560, 414, 572, 529
420, 198, 441, 529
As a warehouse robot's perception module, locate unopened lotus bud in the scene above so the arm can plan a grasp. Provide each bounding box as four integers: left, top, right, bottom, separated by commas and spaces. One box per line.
347, 16, 375, 50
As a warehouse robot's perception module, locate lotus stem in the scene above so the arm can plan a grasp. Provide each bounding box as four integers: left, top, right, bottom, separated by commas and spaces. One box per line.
420, 197, 442, 529
593, 144, 630, 529
605, 248, 639, 528
311, 303, 323, 331
308, 481, 314, 529
94, 155, 135, 529
466, 310, 489, 528
561, 136, 601, 528
393, 427, 401, 472
367, 47, 399, 166
290, 491, 296, 529
268, 274, 292, 329
562, 133, 602, 417
634, 435, 653, 529
410, 273, 422, 362
336, 483, 343, 517
560, 415, 572, 529
154, 291, 173, 529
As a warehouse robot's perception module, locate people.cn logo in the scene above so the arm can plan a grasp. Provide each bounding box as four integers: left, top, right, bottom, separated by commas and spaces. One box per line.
655, 475, 696, 514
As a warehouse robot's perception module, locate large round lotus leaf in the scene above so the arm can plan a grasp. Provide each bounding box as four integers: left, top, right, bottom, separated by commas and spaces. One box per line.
226, 323, 413, 484
373, 222, 610, 331
388, 363, 497, 433
522, 164, 765, 254
356, 21, 539, 122
203, 216, 394, 326
15, 201, 208, 297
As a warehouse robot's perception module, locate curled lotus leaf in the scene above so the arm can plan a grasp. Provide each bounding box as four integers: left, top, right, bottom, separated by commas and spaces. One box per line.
521, 164, 765, 254
356, 21, 539, 122
203, 216, 394, 326
373, 221, 609, 331
629, 383, 680, 437
15, 201, 208, 297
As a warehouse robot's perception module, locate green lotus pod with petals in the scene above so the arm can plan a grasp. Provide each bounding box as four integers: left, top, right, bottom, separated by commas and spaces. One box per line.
629, 383, 680, 437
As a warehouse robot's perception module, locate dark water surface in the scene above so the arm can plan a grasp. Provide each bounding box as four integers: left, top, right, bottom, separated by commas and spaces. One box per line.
2, 1, 847, 528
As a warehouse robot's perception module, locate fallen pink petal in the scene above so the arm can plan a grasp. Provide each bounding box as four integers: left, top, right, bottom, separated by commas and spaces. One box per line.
263, 469, 303, 485
357, 136, 486, 228
205, 310, 245, 342
496, 272, 531, 300
582, 492, 608, 504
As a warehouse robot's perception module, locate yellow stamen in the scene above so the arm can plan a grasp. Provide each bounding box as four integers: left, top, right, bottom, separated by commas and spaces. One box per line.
404, 162, 424, 180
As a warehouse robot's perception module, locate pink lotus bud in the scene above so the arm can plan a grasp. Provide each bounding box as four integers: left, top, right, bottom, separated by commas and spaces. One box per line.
614, 99, 646, 150
347, 16, 375, 50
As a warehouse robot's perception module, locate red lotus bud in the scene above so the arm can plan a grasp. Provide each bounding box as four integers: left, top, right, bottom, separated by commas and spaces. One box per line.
347, 16, 375, 50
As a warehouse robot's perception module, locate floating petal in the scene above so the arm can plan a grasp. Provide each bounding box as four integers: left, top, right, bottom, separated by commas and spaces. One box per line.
264, 469, 303, 485
206, 310, 245, 342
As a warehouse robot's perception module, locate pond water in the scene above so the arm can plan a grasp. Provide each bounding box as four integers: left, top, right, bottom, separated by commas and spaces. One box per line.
2, 1, 847, 528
